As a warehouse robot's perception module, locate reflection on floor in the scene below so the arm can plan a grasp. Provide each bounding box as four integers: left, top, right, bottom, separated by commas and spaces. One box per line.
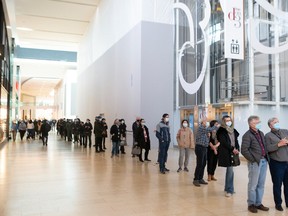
0, 132, 286, 216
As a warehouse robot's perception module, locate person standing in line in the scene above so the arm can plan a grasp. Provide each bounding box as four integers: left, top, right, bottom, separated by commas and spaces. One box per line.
11, 120, 18, 141
241, 115, 269, 213
119, 119, 127, 154
18, 120, 27, 141
84, 119, 93, 148
216, 115, 240, 195
176, 119, 195, 172
156, 113, 171, 174
132, 117, 141, 157
79, 121, 85, 146
265, 117, 288, 212
110, 119, 121, 158
94, 116, 105, 152
136, 118, 151, 162
207, 120, 220, 181
193, 118, 218, 187
40, 120, 51, 146
101, 118, 108, 150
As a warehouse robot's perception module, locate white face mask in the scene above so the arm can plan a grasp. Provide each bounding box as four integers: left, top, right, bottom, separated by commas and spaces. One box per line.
226, 121, 232, 127
165, 118, 169, 122
141, 122, 145, 126
206, 122, 210, 127
183, 123, 188, 128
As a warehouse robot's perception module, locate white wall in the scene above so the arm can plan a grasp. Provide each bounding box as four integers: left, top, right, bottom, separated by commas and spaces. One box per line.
78, 0, 175, 73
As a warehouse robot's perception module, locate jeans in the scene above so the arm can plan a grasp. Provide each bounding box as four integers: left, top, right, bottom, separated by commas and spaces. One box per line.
158, 141, 170, 172
194, 145, 207, 181
111, 141, 120, 156
247, 159, 268, 206
178, 147, 190, 168
269, 158, 288, 207
225, 166, 234, 194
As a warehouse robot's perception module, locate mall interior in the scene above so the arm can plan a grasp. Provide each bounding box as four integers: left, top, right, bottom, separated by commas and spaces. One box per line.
0, 0, 288, 215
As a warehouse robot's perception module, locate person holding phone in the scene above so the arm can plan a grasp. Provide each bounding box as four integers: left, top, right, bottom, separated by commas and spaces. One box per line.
265, 117, 288, 211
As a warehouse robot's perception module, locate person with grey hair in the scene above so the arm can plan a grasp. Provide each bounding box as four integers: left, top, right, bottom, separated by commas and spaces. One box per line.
241, 115, 269, 213
265, 117, 288, 211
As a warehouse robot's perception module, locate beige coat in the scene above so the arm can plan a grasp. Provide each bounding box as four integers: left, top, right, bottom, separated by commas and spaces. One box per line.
176, 127, 195, 148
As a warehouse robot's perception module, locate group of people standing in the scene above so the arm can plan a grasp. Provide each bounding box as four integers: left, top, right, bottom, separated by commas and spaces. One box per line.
189, 115, 288, 213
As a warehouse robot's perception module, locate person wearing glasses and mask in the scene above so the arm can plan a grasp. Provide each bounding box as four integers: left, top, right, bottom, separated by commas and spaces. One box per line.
241, 116, 269, 213
265, 117, 288, 212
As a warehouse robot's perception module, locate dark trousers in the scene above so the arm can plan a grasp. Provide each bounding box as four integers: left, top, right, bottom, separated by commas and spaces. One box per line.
95, 136, 103, 152
269, 158, 288, 206
19, 130, 26, 140
42, 135, 48, 145
207, 149, 218, 175
194, 145, 207, 181
158, 141, 170, 172
102, 137, 106, 149
139, 147, 149, 161
84, 134, 91, 147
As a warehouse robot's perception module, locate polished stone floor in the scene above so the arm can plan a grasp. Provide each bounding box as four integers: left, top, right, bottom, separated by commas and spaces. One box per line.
0, 131, 286, 216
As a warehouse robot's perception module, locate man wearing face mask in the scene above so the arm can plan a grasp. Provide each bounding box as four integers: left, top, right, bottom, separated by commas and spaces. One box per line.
265, 117, 288, 211
156, 113, 171, 174
193, 117, 218, 186
216, 115, 240, 195
241, 115, 269, 213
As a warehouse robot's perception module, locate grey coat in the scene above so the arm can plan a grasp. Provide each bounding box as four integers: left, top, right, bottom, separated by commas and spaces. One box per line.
265, 129, 288, 162
241, 129, 268, 164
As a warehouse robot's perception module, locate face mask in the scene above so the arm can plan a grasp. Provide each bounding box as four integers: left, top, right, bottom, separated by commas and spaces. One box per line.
165, 118, 169, 122
141, 122, 145, 126
256, 123, 261, 130
183, 123, 188, 128
273, 123, 280, 130
206, 122, 210, 127
122, 121, 125, 124
226, 121, 232, 127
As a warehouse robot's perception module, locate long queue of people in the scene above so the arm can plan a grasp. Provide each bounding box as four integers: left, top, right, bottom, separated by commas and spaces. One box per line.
10, 114, 288, 213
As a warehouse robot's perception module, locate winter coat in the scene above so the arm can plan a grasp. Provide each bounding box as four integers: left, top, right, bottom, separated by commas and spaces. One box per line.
110, 125, 121, 142
176, 127, 195, 148
136, 125, 151, 149
216, 126, 240, 167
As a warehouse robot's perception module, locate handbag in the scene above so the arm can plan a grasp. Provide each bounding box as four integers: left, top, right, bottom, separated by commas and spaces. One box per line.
120, 139, 127, 146
131, 145, 141, 155
231, 153, 240, 166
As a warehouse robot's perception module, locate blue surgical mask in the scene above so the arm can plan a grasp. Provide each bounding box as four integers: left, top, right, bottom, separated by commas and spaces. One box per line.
273, 123, 280, 130
256, 123, 262, 130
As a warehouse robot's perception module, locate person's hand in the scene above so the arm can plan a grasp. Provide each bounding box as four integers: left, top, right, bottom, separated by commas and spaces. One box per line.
214, 149, 218, 155
278, 139, 288, 147
233, 149, 239, 155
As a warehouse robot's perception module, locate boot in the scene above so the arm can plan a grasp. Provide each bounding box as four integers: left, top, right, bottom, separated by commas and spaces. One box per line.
211, 175, 217, 181
208, 174, 212, 181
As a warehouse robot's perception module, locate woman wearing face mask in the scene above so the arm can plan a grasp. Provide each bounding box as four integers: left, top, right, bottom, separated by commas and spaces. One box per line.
216, 115, 240, 197
136, 119, 151, 162
110, 119, 121, 158
176, 119, 195, 172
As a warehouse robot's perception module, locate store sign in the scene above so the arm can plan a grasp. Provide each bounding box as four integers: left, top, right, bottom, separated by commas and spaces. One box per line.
223, 0, 244, 60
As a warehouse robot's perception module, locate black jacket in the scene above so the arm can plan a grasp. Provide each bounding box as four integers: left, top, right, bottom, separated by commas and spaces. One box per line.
110, 125, 121, 142
136, 125, 151, 149
216, 126, 240, 167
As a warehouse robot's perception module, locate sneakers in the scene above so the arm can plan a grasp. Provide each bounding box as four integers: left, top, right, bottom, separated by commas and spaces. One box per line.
225, 192, 232, 197
177, 167, 182, 172
199, 179, 208, 185
193, 180, 201, 187
184, 167, 189, 172
256, 204, 269, 211
248, 205, 258, 213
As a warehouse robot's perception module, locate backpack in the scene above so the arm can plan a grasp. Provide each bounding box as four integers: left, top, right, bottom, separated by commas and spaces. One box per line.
45, 123, 51, 133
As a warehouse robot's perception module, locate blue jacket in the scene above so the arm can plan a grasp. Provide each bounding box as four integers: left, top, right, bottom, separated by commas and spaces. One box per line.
156, 121, 171, 143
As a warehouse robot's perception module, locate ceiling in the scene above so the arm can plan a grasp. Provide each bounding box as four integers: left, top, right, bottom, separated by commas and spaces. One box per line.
3, 0, 100, 100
